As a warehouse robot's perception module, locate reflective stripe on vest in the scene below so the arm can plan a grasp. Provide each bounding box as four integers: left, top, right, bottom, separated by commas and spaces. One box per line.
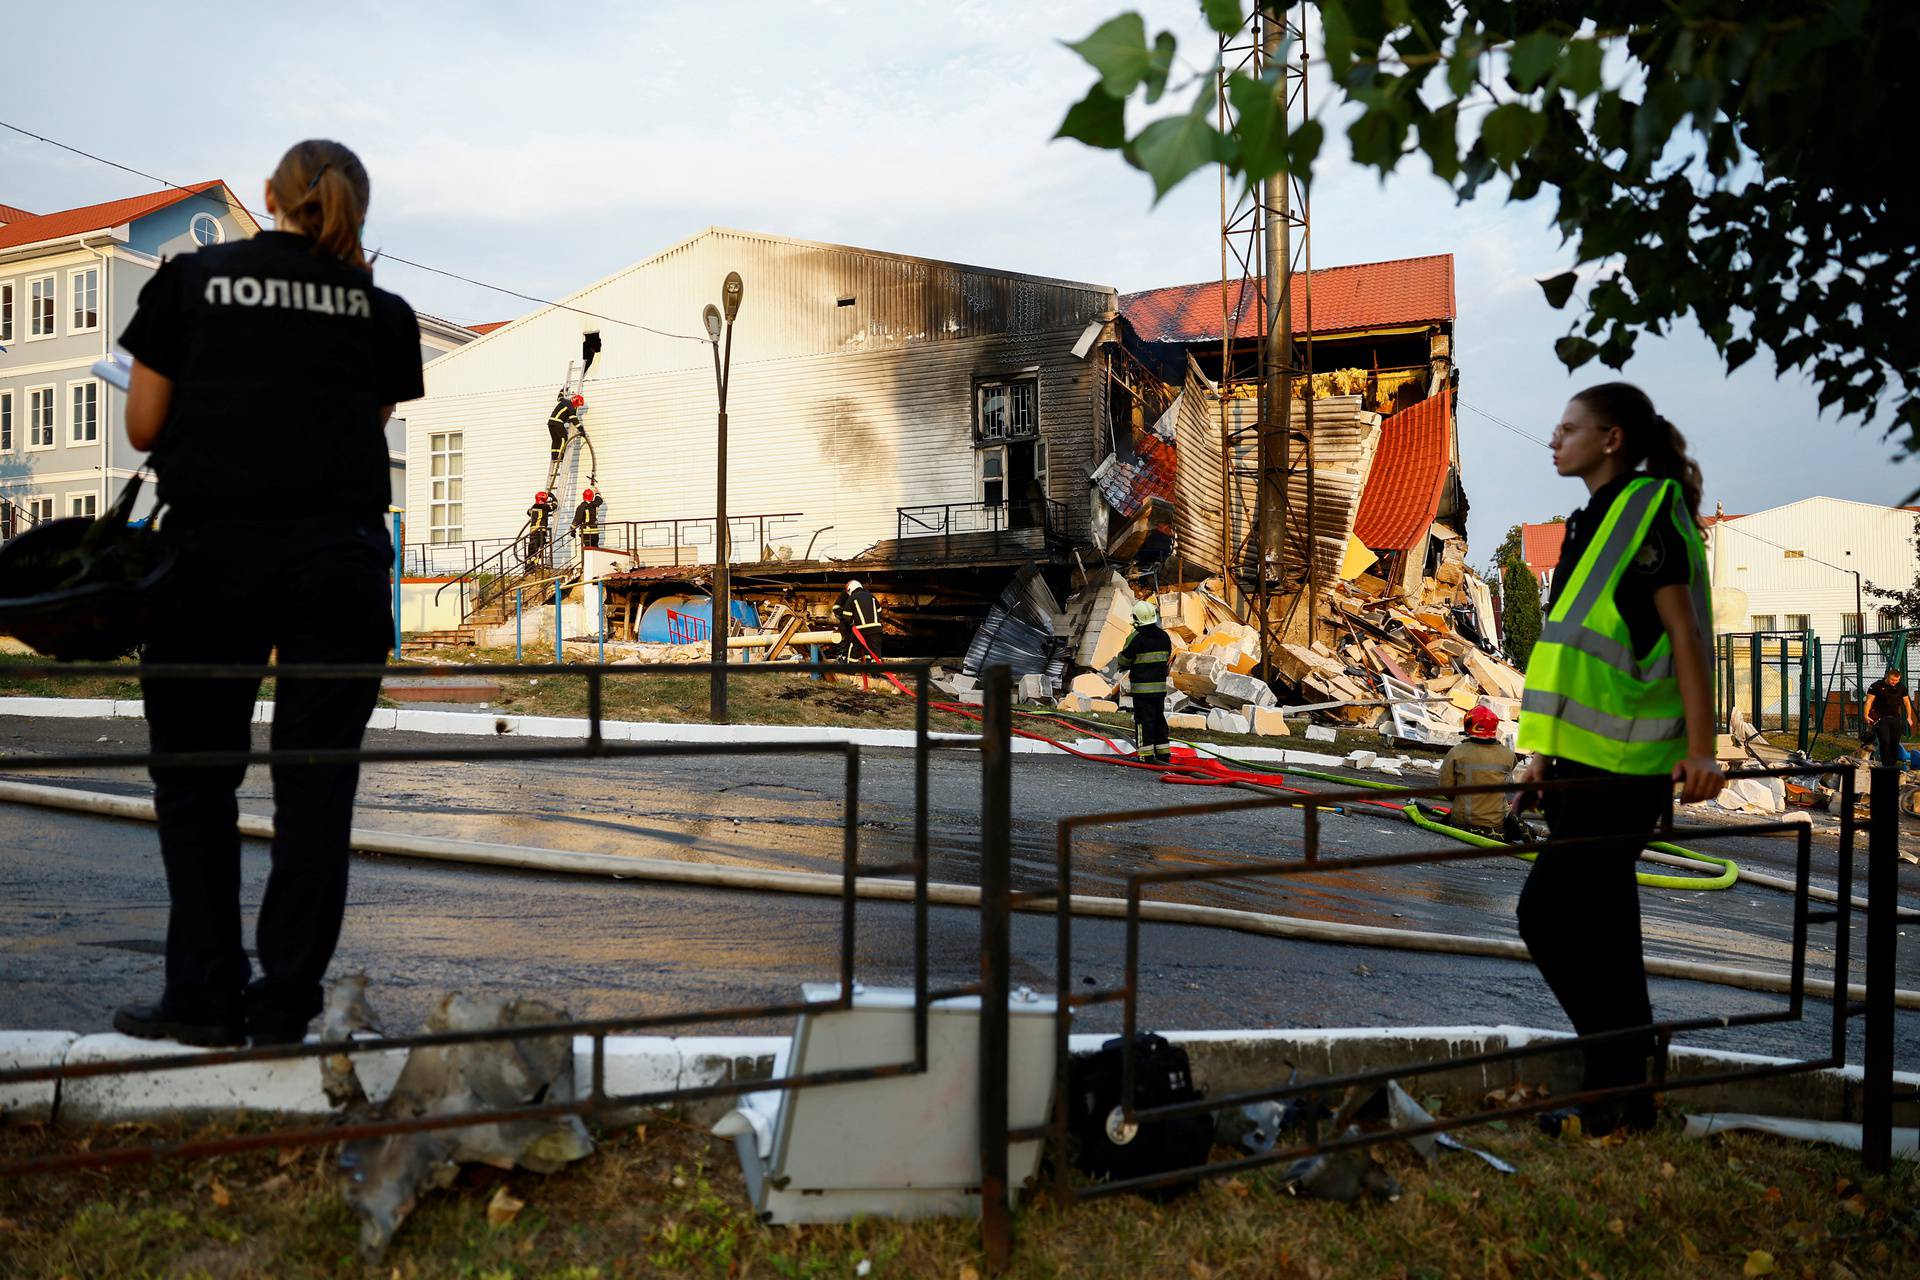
1515, 476, 1711, 775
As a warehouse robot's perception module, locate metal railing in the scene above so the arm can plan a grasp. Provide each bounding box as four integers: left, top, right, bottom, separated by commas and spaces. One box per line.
595, 512, 807, 567
1719, 627, 1917, 751
399, 536, 521, 579
0, 496, 44, 543
896, 499, 1068, 544
0, 656, 943, 1179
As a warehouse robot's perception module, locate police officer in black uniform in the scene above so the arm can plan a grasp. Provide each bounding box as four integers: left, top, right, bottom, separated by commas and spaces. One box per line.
525, 490, 556, 568
113, 139, 423, 1048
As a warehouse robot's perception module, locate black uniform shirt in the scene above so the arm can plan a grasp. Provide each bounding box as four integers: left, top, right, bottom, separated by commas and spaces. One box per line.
119, 231, 423, 519
528, 502, 552, 531
572, 500, 600, 532
1868, 679, 1911, 728
1546, 473, 1693, 660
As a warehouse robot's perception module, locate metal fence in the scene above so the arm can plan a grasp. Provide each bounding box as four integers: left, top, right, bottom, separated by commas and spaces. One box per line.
0, 662, 1911, 1273
896, 499, 1068, 543
0, 656, 943, 1179
1718, 628, 1916, 752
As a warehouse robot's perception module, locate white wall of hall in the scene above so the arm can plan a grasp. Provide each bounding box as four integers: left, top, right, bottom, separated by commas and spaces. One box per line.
402, 229, 1113, 560
1709, 496, 1919, 642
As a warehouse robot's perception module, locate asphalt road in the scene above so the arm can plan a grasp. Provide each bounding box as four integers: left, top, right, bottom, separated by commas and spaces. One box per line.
3, 714, 1917, 1066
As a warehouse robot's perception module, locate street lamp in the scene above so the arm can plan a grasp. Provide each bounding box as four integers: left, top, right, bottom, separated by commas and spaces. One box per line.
705, 273, 743, 723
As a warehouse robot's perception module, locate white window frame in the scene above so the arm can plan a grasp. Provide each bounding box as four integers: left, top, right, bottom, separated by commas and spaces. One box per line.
0, 280, 14, 344
25, 385, 56, 451
976, 444, 1006, 508
191, 213, 223, 247
427, 431, 464, 544
0, 389, 12, 452
1750, 614, 1776, 632
26, 273, 56, 340
1784, 613, 1811, 634
27, 495, 55, 524
68, 492, 98, 519
973, 375, 1040, 445
67, 266, 101, 334
68, 378, 100, 445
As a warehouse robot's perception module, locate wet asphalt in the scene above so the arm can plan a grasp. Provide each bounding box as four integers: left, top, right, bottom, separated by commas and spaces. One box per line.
3, 714, 1918, 1064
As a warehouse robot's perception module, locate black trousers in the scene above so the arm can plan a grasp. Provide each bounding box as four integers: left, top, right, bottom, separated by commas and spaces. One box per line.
524, 528, 548, 566
1873, 716, 1906, 768
141, 516, 392, 1036
1133, 692, 1170, 762
548, 423, 566, 462
838, 625, 882, 661
1515, 759, 1669, 1097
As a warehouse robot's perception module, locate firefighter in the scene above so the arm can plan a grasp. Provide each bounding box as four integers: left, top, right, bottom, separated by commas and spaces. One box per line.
571, 487, 602, 550
547, 391, 582, 465
111, 139, 423, 1047
1116, 599, 1172, 763
524, 490, 555, 568
1514, 382, 1725, 1139
1431, 706, 1518, 836
832, 578, 883, 660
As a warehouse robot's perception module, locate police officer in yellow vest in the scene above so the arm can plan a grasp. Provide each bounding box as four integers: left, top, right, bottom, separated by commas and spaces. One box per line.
1514, 382, 1725, 1139
1116, 599, 1173, 763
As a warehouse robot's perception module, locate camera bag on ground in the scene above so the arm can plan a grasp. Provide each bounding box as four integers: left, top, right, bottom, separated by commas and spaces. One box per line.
1066, 1031, 1214, 1198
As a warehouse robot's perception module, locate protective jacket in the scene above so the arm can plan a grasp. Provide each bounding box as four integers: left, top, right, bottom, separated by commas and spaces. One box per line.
528, 500, 553, 531
1116, 623, 1172, 695
571, 499, 600, 541
1517, 476, 1710, 775
833, 585, 881, 635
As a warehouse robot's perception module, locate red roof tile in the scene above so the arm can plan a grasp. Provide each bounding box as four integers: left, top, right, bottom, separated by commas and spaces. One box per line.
0, 181, 247, 251
1519, 522, 1566, 573
467, 321, 510, 335
0, 203, 36, 225
1354, 388, 1453, 552
1121, 253, 1454, 344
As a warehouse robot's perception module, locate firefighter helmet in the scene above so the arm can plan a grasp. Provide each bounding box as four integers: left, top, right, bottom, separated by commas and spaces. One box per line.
1131, 599, 1159, 625
570, 394, 586, 409
1465, 706, 1500, 740
582, 488, 596, 502
535, 490, 550, 503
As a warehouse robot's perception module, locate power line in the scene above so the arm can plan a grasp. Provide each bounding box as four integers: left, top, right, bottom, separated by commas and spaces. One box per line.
1456, 397, 1552, 448
0, 118, 710, 345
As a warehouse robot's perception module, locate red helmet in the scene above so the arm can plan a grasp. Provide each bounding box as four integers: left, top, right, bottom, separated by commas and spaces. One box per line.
1465, 706, 1500, 740
582, 488, 595, 501
570, 394, 586, 408
535, 490, 550, 502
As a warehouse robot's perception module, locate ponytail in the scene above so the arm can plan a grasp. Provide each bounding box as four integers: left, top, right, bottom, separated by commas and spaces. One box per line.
267, 140, 370, 271
1571, 381, 1704, 520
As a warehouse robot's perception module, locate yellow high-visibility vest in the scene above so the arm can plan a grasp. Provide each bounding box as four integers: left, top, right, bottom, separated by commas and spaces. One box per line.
1516, 476, 1711, 775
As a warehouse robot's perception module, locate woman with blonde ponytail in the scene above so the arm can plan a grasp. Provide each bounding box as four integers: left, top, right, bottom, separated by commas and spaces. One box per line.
1512, 381, 1724, 1140
112, 140, 423, 1049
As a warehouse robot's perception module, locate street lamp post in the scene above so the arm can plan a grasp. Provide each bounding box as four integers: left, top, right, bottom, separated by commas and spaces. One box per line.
705, 272, 744, 723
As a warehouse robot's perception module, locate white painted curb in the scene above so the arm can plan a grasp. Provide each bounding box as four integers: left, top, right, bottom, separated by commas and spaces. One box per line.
0, 1031, 78, 1120
0, 694, 1350, 764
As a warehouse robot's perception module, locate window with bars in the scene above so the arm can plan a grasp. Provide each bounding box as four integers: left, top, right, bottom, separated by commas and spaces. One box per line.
1878, 609, 1902, 632
70, 381, 98, 444
428, 431, 463, 544
1750, 614, 1776, 632
68, 267, 99, 332
975, 377, 1038, 444
1785, 613, 1810, 634
1841, 612, 1864, 635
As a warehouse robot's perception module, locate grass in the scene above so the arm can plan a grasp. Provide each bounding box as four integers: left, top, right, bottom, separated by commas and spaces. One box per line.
2, 1106, 1915, 1279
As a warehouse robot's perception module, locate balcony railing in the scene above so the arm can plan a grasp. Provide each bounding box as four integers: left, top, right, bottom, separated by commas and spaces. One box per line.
897, 499, 1067, 544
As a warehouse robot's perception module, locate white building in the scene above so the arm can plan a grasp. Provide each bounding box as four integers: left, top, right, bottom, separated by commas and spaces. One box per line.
1706, 496, 1918, 641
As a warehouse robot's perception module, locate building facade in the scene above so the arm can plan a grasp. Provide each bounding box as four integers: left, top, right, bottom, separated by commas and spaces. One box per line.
399, 227, 1115, 564
0, 183, 259, 531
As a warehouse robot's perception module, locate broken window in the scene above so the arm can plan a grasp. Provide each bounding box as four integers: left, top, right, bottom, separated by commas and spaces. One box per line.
976, 377, 1038, 444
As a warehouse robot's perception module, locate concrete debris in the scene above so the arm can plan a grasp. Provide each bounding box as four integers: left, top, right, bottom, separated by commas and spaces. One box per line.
1205, 708, 1250, 735
1280, 1125, 1402, 1202
1166, 712, 1210, 732
1249, 706, 1290, 737
319, 974, 382, 1109
1070, 671, 1114, 700
339, 994, 594, 1261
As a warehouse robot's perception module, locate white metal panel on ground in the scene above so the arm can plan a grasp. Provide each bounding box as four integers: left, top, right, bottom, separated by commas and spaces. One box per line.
404, 230, 1110, 560
1709, 497, 1920, 642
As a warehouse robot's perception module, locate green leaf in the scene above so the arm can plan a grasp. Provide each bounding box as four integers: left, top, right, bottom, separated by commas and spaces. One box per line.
1288, 118, 1325, 176
1724, 337, 1757, 372
1320, 0, 1359, 77
1055, 84, 1127, 150
1126, 84, 1231, 203
1559, 39, 1603, 97
1417, 104, 1460, 181
1065, 13, 1153, 98
1509, 32, 1563, 92
1142, 30, 1178, 104
1202, 0, 1242, 36
1555, 335, 1600, 369
1480, 102, 1545, 168
1349, 107, 1407, 174
1446, 38, 1481, 99
1537, 271, 1579, 309
1226, 69, 1287, 181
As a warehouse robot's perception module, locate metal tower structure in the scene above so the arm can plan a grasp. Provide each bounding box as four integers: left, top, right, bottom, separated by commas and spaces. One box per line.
1217, 1, 1315, 673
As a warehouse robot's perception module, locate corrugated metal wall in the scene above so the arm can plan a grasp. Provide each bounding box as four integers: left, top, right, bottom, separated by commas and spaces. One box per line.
403, 230, 1109, 561
1711, 498, 1920, 641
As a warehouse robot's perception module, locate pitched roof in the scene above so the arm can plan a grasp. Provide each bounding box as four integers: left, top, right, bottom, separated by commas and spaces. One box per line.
0, 181, 252, 251
467, 321, 511, 335
0, 203, 36, 225
1353, 388, 1453, 552
1519, 521, 1566, 573
1120, 253, 1455, 344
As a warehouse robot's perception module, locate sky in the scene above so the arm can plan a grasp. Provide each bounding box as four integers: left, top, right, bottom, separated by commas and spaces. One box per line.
3, 0, 1909, 560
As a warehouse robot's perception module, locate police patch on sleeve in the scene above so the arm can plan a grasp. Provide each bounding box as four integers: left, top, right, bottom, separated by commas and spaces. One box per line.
1633, 539, 1665, 574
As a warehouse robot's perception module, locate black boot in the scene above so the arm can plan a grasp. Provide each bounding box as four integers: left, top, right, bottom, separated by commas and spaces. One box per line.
112, 1002, 246, 1047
